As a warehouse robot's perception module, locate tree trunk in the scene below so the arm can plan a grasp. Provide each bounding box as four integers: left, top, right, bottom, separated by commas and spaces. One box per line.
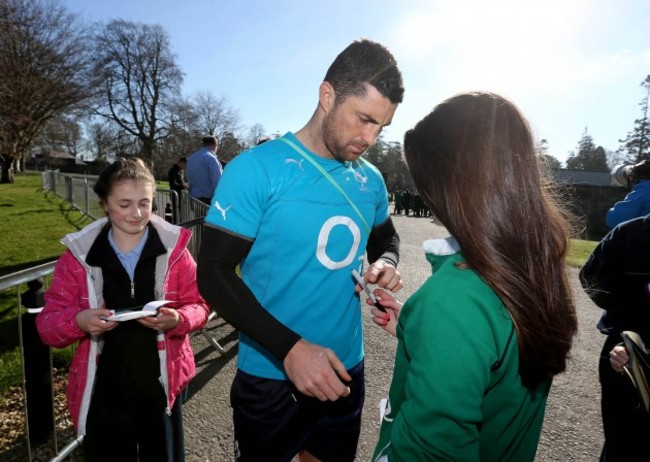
1, 157, 16, 183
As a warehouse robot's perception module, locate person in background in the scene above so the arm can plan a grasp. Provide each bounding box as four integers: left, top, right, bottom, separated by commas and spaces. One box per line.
606, 159, 650, 228
167, 157, 188, 222
197, 38, 404, 462
36, 157, 209, 462
168, 157, 188, 195
366, 92, 578, 462
185, 136, 222, 205
579, 213, 650, 461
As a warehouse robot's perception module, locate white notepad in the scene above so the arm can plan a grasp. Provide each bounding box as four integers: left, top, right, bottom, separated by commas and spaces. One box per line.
101, 300, 171, 322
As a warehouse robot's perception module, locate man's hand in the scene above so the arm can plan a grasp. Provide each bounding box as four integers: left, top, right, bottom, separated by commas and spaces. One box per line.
283, 339, 352, 401
364, 260, 402, 293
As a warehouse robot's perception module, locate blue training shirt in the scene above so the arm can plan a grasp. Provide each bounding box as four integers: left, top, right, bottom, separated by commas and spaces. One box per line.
204, 132, 390, 379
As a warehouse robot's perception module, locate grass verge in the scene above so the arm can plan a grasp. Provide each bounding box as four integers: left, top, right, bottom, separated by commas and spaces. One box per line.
0, 173, 91, 398
567, 238, 598, 268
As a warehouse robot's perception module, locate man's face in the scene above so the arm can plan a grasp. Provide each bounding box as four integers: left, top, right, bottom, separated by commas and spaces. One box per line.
321, 83, 398, 163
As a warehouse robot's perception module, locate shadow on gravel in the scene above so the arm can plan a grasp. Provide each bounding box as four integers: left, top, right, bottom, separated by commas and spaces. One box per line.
187, 324, 239, 402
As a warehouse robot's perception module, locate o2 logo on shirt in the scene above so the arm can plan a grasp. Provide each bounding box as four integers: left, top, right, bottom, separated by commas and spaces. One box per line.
316, 216, 361, 270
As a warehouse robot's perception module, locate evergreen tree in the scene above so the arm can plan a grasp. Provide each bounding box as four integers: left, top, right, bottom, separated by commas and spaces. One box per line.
619, 75, 650, 162
565, 128, 609, 171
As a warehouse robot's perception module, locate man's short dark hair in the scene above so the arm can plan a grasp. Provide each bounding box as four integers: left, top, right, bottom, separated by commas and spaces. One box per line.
202, 136, 218, 146
324, 38, 404, 104
178, 157, 187, 163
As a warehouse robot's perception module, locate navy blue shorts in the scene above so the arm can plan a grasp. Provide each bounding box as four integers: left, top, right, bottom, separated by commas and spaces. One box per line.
230, 360, 365, 462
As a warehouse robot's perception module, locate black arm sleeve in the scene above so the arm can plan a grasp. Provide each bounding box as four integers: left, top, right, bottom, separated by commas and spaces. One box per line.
197, 225, 301, 360
366, 217, 400, 267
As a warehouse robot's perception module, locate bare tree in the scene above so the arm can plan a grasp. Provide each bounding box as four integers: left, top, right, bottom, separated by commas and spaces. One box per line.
0, 0, 94, 182
246, 123, 268, 147
163, 96, 200, 158
191, 90, 241, 138
85, 120, 122, 162
92, 19, 183, 164
37, 114, 83, 157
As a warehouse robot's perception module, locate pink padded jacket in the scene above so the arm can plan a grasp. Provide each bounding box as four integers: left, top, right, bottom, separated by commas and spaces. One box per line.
36, 215, 210, 435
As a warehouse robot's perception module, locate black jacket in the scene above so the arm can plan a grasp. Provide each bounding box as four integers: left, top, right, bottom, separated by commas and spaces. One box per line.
168, 164, 186, 193
580, 214, 650, 342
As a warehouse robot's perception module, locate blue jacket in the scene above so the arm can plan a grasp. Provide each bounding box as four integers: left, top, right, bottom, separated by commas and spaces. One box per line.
606, 180, 650, 228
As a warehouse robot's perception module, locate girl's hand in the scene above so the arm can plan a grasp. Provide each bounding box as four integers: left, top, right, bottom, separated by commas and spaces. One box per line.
76, 308, 118, 334
609, 345, 629, 373
139, 307, 180, 331
367, 289, 402, 337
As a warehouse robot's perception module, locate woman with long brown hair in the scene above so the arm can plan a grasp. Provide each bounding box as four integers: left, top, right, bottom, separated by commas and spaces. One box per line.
369, 92, 578, 461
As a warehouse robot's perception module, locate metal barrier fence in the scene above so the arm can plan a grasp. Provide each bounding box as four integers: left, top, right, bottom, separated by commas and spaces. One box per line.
39, 170, 209, 223
0, 171, 212, 461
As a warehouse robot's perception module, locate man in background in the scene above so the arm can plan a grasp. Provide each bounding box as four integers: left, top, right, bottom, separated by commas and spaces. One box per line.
167, 157, 187, 222
185, 136, 222, 205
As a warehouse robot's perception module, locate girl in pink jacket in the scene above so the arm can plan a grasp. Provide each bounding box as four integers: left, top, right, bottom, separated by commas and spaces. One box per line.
37, 158, 209, 462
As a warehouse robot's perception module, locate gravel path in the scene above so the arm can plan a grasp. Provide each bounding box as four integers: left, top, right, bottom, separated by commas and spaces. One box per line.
183, 215, 604, 461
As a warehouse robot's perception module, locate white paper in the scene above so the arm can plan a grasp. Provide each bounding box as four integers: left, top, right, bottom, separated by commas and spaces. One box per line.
101, 300, 171, 322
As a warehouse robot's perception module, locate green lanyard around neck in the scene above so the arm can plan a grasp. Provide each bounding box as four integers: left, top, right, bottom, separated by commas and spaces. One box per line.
278, 136, 371, 234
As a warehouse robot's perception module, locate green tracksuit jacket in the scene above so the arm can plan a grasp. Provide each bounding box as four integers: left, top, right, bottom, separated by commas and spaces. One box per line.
372, 237, 551, 461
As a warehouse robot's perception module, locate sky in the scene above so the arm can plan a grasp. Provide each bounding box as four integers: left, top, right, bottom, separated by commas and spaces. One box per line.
62, 0, 650, 165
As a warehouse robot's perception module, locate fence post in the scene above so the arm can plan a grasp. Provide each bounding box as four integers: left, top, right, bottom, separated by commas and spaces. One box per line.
20, 279, 55, 447
64, 176, 73, 203
84, 178, 89, 216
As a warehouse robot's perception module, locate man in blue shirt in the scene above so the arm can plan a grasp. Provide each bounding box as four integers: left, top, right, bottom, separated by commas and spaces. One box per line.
197, 39, 404, 462
185, 136, 222, 205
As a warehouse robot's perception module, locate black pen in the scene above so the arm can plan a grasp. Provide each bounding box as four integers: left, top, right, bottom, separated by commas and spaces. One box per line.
352, 269, 386, 313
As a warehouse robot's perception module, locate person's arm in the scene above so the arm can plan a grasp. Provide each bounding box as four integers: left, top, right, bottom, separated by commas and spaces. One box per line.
364, 217, 403, 292
196, 225, 301, 359
366, 217, 400, 266
208, 157, 223, 194
609, 344, 629, 373
36, 252, 115, 347
158, 249, 210, 336
606, 186, 643, 228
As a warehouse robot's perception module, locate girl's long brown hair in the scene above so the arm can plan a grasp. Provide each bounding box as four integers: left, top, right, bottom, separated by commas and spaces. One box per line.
404, 92, 577, 388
